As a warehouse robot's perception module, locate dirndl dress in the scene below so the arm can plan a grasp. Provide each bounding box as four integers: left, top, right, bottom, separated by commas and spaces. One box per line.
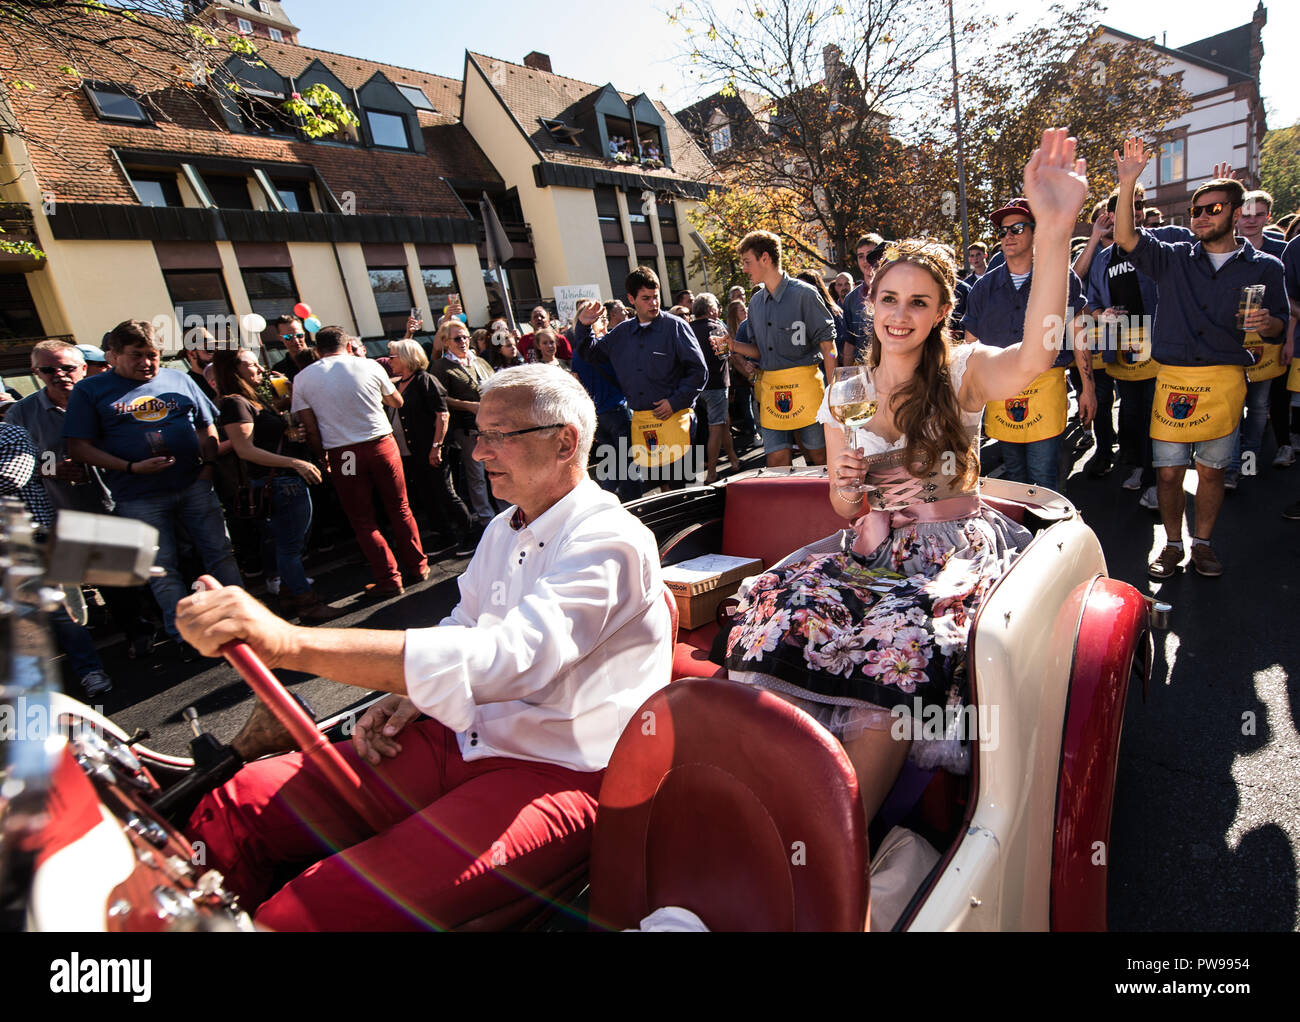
723, 344, 1031, 773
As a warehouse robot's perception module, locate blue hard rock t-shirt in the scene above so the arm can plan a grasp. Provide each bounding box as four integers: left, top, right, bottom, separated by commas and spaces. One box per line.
62, 367, 217, 502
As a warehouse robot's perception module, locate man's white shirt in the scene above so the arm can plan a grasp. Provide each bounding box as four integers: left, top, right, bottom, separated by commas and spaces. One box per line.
290, 354, 395, 450
403, 478, 672, 771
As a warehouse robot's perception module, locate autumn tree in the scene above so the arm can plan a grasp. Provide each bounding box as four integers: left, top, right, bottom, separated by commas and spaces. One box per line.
0, 2, 358, 256
671, 0, 978, 270
684, 176, 827, 293
1261, 121, 1300, 219
956, 1, 1192, 239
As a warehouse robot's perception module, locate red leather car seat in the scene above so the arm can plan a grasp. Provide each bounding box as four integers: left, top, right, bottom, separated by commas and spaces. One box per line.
720, 475, 845, 568
588, 677, 869, 931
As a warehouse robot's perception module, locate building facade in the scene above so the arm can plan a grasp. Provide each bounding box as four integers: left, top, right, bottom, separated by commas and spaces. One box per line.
0, 7, 714, 384
1099, 4, 1269, 225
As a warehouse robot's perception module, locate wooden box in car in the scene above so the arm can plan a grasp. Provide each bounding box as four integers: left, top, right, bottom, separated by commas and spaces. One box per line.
662, 554, 764, 631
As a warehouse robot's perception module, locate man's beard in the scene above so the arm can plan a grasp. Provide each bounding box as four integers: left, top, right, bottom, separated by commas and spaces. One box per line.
1196, 220, 1236, 245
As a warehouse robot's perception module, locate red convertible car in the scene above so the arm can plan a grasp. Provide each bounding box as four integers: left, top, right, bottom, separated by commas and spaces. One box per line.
1, 467, 1162, 931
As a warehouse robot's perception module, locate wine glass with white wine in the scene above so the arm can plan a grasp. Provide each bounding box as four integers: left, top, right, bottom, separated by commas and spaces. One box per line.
827, 365, 877, 494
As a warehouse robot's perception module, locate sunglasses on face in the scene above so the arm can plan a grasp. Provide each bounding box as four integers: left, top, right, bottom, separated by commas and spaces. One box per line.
1190, 201, 1234, 218
996, 222, 1034, 238
37, 364, 80, 375
281, 332, 306, 341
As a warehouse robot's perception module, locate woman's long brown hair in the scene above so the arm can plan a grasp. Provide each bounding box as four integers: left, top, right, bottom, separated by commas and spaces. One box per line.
210, 349, 263, 410
862, 240, 976, 486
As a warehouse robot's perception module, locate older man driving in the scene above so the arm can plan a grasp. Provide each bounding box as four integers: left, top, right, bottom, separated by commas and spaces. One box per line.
177, 365, 673, 930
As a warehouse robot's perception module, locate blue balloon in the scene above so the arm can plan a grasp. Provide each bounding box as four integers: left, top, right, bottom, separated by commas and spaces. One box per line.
303, 316, 322, 334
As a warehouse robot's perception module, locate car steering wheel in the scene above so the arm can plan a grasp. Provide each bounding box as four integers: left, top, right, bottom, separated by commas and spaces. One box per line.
192, 576, 390, 833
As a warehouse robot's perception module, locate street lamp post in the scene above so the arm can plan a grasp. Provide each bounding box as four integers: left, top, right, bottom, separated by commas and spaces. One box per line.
948, 0, 972, 272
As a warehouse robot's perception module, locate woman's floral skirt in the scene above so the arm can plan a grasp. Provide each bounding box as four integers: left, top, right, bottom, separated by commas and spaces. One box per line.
724, 508, 1031, 771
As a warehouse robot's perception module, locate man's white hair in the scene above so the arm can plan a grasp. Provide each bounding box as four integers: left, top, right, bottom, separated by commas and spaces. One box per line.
479, 364, 596, 462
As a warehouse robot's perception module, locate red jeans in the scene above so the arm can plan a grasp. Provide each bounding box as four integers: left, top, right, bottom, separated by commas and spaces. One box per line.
326, 435, 425, 587
188, 719, 604, 931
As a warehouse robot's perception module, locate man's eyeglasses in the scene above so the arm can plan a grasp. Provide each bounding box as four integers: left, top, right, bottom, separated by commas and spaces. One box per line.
467, 423, 565, 446
281, 333, 306, 341
36, 364, 80, 376
1190, 201, 1236, 218
995, 222, 1034, 238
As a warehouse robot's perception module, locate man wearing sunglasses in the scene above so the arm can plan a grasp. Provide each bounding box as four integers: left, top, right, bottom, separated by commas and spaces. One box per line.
1074, 183, 1191, 498
962, 197, 1094, 489
1113, 137, 1289, 579
175, 365, 673, 930
272, 314, 317, 381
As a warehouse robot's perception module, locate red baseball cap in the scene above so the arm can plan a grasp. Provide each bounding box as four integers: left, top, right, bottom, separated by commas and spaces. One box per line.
991, 198, 1034, 228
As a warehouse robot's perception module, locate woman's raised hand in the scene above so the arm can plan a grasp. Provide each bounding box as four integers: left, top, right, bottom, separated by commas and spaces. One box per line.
1022, 128, 1088, 234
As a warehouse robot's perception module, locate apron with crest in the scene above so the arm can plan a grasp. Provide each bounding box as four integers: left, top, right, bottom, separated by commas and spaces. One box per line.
756, 364, 825, 431
1149, 364, 1247, 443
984, 368, 1068, 443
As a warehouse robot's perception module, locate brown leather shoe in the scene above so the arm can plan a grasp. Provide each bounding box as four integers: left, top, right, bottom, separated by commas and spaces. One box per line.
363, 581, 404, 599
1147, 544, 1184, 580
295, 590, 346, 623
1189, 543, 1223, 577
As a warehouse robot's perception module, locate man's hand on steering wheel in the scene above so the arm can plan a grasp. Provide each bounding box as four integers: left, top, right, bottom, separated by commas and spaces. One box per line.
176, 585, 299, 669
353, 694, 421, 765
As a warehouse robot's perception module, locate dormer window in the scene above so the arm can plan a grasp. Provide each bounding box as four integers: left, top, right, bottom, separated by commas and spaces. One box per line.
396, 85, 436, 112
85, 83, 150, 124
269, 27, 283, 42
711, 124, 731, 153
540, 118, 582, 147
236, 17, 254, 34
366, 109, 411, 149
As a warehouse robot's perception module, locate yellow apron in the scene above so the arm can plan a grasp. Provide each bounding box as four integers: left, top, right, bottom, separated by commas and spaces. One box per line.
985, 368, 1068, 443
1149, 364, 1247, 443
630, 408, 692, 469
756, 364, 825, 431
1103, 321, 1158, 381
1289, 356, 1300, 394
1244, 333, 1285, 382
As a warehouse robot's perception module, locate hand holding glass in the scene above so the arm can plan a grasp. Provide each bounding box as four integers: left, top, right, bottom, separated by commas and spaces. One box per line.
827, 366, 877, 494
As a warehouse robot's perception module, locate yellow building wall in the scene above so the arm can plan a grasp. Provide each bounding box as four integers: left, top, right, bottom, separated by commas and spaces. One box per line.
462, 62, 571, 302
286, 242, 357, 333
334, 243, 383, 337
549, 187, 608, 298
30, 239, 174, 349
452, 244, 489, 325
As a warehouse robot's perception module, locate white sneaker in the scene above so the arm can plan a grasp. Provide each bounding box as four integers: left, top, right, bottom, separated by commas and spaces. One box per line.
1139, 485, 1159, 510
1122, 468, 1143, 490
1274, 444, 1295, 468
266, 576, 281, 595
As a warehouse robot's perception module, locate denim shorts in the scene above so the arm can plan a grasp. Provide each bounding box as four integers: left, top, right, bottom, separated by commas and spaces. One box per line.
700, 389, 729, 427
1151, 426, 1239, 470
760, 420, 826, 453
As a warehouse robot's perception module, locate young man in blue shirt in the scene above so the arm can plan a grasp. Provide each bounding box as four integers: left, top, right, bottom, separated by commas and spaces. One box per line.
727, 230, 836, 468
962, 198, 1096, 490
574, 265, 707, 489
1112, 138, 1289, 578
64, 319, 241, 657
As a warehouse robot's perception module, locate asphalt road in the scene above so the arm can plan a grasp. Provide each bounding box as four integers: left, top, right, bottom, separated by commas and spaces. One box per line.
82, 429, 1300, 932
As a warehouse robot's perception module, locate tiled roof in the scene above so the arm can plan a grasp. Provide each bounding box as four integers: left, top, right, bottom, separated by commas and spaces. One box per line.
1177, 24, 1254, 78
467, 52, 714, 183
0, 13, 481, 220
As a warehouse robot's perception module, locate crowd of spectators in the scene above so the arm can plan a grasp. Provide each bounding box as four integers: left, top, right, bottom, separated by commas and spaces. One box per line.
5, 165, 1297, 697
